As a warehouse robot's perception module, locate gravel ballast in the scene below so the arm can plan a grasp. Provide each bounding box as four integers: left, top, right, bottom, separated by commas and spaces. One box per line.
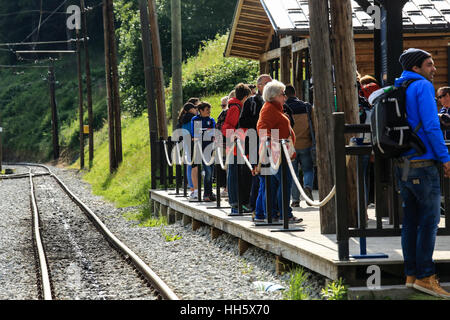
1, 164, 328, 300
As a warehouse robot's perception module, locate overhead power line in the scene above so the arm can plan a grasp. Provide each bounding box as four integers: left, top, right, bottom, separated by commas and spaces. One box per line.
0, 39, 81, 47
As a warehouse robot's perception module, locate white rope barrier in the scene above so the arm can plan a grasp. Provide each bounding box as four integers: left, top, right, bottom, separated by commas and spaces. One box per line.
183, 141, 198, 166
236, 139, 253, 171
216, 141, 236, 171
162, 140, 174, 167
195, 140, 216, 167
175, 141, 184, 166
281, 141, 336, 207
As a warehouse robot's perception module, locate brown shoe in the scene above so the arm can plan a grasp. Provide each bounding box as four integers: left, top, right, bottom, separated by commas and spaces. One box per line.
413, 274, 450, 299
405, 275, 416, 288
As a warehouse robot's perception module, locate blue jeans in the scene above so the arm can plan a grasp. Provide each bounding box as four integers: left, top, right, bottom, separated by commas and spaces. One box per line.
291, 147, 314, 201
271, 165, 293, 219
227, 163, 238, 207
396, 165, 441, 279
203, 164, 213, 197
186, 165, 193, 189
255, 175, 278, 219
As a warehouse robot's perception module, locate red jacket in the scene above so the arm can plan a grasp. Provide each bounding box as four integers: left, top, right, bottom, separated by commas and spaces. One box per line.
257, 100, 295, 144
257, 100, 296, 161
221, 97, 243, 137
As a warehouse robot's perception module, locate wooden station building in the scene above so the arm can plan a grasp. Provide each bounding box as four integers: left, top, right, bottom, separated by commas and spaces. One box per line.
225, 0, 450, 100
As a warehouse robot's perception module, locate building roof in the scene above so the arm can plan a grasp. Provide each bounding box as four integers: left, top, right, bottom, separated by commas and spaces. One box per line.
225, 0, 450, 59
262, 0, 450, 34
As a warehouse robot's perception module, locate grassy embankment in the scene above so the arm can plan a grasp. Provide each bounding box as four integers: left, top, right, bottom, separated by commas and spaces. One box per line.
73, 35, 236, 225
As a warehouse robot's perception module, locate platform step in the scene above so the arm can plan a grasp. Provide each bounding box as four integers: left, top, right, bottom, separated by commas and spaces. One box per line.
348, 282, 450, 300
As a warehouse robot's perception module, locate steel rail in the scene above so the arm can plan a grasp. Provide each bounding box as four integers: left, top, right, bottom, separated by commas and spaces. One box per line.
28, 168, 53, 300
11, 163, 179, 300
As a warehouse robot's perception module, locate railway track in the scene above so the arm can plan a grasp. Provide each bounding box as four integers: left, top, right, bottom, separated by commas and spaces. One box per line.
2, 163, 179, 300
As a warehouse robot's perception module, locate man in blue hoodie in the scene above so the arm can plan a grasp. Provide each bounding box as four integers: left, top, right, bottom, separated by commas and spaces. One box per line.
394, 48, 450, 298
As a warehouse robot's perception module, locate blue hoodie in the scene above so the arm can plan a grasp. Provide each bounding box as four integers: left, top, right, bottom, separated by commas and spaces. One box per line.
394, 70, 450, 163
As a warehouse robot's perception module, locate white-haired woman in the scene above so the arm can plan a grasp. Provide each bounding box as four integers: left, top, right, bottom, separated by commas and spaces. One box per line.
255, 80, 302, 223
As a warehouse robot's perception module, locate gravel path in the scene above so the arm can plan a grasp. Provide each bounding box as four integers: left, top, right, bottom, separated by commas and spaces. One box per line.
1, 164, 328, 300
0, 169, 38, 299
45, 164, 327, 300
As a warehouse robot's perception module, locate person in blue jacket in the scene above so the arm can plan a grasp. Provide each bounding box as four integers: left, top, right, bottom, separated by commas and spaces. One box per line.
190, 102, 216, 202
394, 48, 450, 298
176, 103, 197, 196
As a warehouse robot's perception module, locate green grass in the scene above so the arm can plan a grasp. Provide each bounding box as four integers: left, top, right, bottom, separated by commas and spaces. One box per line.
320, 278, 348, 300
283, 267, 312, 300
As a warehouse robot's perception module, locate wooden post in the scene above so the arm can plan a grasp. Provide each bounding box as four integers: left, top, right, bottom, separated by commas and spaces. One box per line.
48, 64, 59, 160
107, 0, 123, 165
103, 0, 117, 173
171, 0, 183, 130
329, 0, 359, 228
259, 61, 269, 75
76, 29, 85, 170
81, 0, 94, 168
139, 0, 160, 189
292, 50, 303, 99
147, 0, 168, 139
307, 0, 336, 234
280, 46, 291, 85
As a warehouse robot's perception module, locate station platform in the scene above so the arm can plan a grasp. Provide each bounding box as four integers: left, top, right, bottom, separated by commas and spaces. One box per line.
150, 189, 450, 287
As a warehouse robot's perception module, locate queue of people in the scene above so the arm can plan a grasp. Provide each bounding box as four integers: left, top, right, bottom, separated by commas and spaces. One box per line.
174, 75, 315, 224
172, 47, 450, 299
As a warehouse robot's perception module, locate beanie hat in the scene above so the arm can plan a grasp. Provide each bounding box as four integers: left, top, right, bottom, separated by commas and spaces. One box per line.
399, 48, 431, 71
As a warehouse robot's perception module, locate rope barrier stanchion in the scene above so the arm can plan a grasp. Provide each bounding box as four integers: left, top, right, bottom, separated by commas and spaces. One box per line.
195, 140, 202, 203
167, 137, 174, 187
159, 138, 167, 190
229, 137, 252, 217
270, 140, 304, 233
207, 143, 231, 210
183, 163, 188, 197
254, 139, 282, 227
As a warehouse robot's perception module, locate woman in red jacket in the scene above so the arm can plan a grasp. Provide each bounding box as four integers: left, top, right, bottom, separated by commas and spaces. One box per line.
256, 80, 301, 223
222, 83, 252, 214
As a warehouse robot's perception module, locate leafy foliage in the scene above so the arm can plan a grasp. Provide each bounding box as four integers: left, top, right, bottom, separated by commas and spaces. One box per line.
114, 0, 146, 117
320, 278, 348, 300
283, 267, 312, 300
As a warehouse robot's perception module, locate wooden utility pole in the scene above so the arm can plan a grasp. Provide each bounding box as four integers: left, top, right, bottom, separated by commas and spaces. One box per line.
48, 63, 59, 160
147, 0, 168, 139
107, 0, 123, 165
103, 0, 117, 173
103, 0, 123, 172
139, 0, 160, 189
308, 0, 336, 234
81, 0, 94, 168
171, 0, 182, 130
329, 0, 359, 227
76, 29, 85, 170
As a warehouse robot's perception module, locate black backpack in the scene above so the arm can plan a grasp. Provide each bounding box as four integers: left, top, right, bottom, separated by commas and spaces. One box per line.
216, 109, 227, 132
370, 80, 426, 159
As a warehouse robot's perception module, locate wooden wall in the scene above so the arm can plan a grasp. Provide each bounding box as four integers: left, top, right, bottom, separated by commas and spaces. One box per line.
355, 35, 450, 93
